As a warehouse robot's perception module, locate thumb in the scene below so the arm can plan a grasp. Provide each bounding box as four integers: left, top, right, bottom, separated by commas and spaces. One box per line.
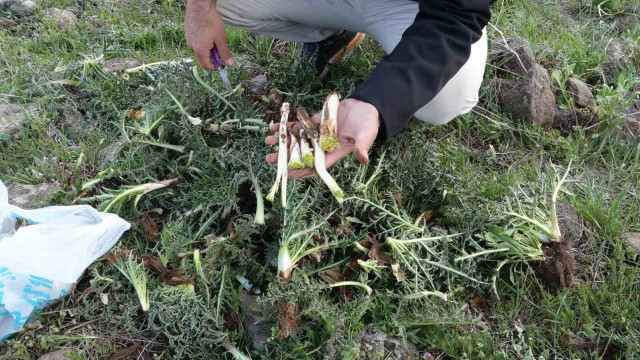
354, 135, 375, 164
215, 38, 234, 66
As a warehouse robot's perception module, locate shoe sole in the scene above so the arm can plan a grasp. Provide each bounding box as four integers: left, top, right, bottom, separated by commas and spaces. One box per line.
328, 32, 366, 64
317, 33, 366, 79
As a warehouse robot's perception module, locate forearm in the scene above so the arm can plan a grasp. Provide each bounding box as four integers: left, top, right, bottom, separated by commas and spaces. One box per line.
186, 0, 214, 12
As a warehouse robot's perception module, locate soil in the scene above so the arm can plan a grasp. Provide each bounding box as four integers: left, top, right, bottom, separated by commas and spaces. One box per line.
537, 240, 575, 289
235, 180, 257, 215
141, 212, 160, 242
276, 298, 299, 340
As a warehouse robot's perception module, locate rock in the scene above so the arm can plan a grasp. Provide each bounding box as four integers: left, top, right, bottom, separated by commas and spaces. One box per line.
99, 140, 125, 166
56, 106, 88, 141
624, 233, 640, 253
556, 201, 584, 243
491, 36, 536, 76
85, 15, 100, 27
603, 40, 638, 80
239, 291, 275, 352
0, 102, 39, 141
7, 183, 61, 209
246, 74, 268, 94
0, 0, 16, 9
566, 77, 594, 108
43, 8, 78, 31
500, 64, 555, 126
352, 329, 418, 360
102, 58, 141, 74
234, 53, 264, 78
37, 350, 73, 360
9, 0, 37, 16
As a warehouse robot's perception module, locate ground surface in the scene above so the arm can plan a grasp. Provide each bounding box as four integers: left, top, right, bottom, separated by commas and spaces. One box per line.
1, 0, 640, 359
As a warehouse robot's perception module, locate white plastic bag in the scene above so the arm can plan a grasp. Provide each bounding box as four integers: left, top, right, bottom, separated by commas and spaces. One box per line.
0, 181, 130, 341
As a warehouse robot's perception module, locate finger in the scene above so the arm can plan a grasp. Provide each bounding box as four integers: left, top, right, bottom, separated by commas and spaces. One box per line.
353, 135, 375, 164
269, 121, 301, 132
310, 113, 321, 126
266, 152, 278, 163
288, 168, 316, 178
194, 47, 216, 71
265, 135, 278, 146
265, 134, 293, 149
215, 38, 234, 66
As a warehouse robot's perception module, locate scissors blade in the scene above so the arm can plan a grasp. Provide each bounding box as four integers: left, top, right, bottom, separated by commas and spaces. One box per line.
218, 68, 234, 93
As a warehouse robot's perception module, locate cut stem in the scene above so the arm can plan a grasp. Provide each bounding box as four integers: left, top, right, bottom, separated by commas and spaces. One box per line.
288, 133, 304, 169
266, 103, 290, 208
250, 166, 264, 225
313, 138, 344, 203
319, 92, 340, 152
329, 281, 373, 295
299, 128, 314, 168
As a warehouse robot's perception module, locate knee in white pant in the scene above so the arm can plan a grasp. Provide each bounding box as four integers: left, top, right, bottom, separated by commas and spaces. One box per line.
413, 93, 480, 126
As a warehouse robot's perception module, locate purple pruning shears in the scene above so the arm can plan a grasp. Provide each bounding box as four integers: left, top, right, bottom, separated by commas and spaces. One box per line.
210, 46, 234, 92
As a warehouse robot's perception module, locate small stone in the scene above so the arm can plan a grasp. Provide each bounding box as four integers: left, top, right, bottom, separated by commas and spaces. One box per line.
99, 140, 125, 166
0, 103, 39, 141
102, 58, 141, 74
566, 77, 594, 108
500, 64, 555, 126
624, 233, 640, 253
491, 36, 536, 76
234, 53, 264, 78
9, 0, 37, 16
7, 183, 61, 209
43, 8, 78, 31
56, 106, 88, 141
246, 74, 268, 94
352, 329, 418, 360
85, 15, 100, 27
37, 350, 73, 360
239, 291, 275, 352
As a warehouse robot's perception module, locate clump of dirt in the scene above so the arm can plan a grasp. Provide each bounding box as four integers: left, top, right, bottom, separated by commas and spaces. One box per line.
276, 298, 299, 340
536, 201, 584, 289
552, 106, 599, 135
236, 180, 257, 215
537, 240, 575, 289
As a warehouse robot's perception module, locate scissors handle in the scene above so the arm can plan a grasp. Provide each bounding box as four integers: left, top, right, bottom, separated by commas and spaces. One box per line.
209, 47, 222, 70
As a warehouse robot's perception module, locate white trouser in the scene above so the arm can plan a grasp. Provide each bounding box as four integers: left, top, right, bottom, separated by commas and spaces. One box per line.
216, 0, 487, 126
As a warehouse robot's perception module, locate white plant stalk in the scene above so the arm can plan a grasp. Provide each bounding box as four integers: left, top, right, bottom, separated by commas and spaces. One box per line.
299, 128, 314, 168
266, 102, 290, 208
288, 133, 304, 170
319, 92, 340, 152
250, 167, 265, 225
313, 137, 344, 203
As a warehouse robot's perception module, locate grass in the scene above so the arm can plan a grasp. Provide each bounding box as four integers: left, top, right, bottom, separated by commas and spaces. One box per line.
1, 0, 640, 359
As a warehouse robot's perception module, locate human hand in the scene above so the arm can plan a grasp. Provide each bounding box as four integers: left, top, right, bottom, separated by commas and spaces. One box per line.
184, 0, 234, 70
265, 98, 380, 178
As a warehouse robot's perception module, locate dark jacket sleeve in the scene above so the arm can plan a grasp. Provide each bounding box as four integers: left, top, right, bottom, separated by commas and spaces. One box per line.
350, 0, 491, 142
